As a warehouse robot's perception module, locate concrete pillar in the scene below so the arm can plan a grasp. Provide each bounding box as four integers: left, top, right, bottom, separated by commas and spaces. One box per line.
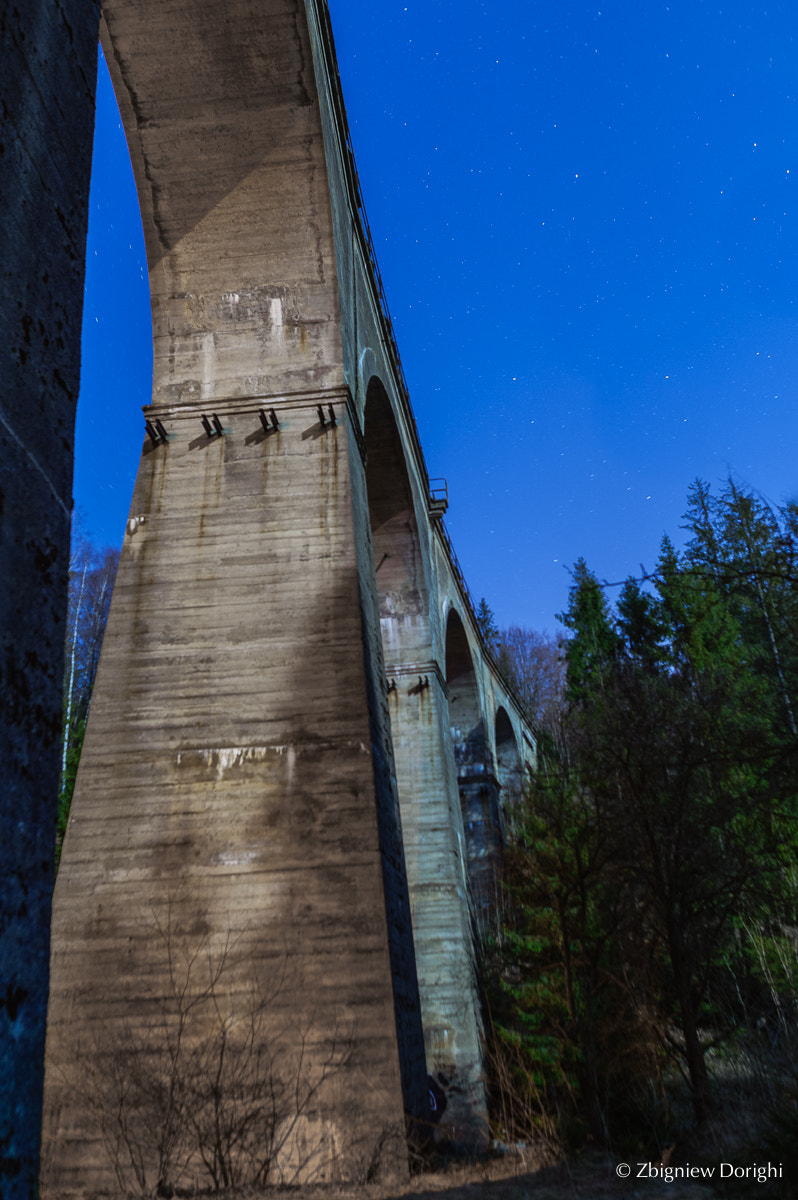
0, 3, 98, 1196
388, 670, 488, 1146
362, 381, 486, 1144
42, 395, 426, 1192
42, 1, 427, 1189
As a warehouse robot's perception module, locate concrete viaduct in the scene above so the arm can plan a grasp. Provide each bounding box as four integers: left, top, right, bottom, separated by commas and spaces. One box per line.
1, 1, 534, 1192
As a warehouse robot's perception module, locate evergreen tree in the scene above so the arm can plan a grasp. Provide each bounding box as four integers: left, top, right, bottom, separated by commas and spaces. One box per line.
683, 477, 798, 741
476, 596, 500, 650
488, 477, 798, 1155
558, 558, 617, 703
491, 735, 654, 1150
568, 535, 785, 1120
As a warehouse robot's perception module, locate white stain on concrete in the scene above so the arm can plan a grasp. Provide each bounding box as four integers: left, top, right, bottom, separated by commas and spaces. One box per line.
212, 848, 259, 867
177, 745, 292, 780
176, 740, 366, 782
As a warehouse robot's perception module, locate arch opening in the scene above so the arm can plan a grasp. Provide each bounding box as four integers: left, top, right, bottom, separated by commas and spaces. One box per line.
445, 610, 500, 928
445, 610, 484, 764
362, 394, 490, 1138
364, 377, 428, 634
77, 46, 152, 548
495, 705, 523, 826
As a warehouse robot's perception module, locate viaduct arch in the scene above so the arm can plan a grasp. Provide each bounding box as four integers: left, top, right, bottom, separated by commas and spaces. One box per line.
0, 2, 535, 1192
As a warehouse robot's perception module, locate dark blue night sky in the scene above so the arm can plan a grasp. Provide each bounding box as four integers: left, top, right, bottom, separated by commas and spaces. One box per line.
76, 1, 798, 629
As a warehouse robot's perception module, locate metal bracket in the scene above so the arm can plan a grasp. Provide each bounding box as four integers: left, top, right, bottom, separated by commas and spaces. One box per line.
201, 413, 225, 437
145, 418, 169, 445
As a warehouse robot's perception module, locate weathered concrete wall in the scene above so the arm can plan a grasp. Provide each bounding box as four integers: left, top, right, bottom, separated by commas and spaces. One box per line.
99, 0, 344, 405
36, 2, 536, 1189
42, 396, 425, 1191
42, 1, 428, 1192
0, 2, 98, 1195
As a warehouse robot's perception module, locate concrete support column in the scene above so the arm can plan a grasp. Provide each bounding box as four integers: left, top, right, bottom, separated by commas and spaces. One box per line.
386, 657, 487, 1147
0, 4, 98, 1195
42, 395, 426, 1192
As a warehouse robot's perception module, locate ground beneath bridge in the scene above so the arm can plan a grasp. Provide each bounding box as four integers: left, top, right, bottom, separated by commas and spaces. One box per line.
219, 1152, 717, 1200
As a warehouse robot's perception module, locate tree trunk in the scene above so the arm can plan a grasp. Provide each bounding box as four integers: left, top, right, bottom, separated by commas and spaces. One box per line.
668, 919, 710, 1123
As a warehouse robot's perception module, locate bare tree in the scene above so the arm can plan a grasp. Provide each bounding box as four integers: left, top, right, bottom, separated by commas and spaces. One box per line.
498, 626, 567, 733
80, 905, 355, 1197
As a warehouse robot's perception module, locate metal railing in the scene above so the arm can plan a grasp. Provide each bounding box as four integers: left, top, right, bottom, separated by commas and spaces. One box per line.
311, 0, 528, 725
429, 478, 449, 508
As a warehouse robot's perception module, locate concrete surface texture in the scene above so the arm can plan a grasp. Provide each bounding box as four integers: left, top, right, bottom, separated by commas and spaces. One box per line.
0, 2, 99, 1197
14, 0, 538, 1192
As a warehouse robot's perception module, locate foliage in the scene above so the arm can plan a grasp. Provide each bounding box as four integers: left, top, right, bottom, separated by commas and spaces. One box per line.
487, 477, 798, 1158
559, 557, 617, 704
476, 596, 500, 650
486, 721, 666, 1155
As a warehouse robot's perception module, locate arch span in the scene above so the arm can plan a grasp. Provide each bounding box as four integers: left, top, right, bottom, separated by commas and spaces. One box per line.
495, 705, 523, 802
99, 0, 345, 406
445, 609, 484, 764
364, 376, 428, 632
495, 705, 523, 844
444, 609, 502, 933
